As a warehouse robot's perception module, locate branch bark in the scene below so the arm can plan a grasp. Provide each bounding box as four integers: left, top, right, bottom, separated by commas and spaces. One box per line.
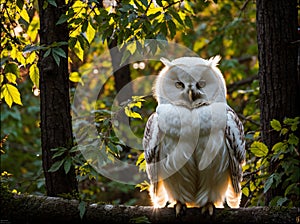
1, 193, 299, 224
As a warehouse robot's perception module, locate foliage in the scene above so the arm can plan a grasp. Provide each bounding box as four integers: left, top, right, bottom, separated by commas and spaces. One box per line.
242, 117, 300, 207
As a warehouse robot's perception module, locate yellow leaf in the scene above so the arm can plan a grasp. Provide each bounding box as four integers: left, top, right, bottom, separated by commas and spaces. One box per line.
72, 1, 87, 14
0, 75, 4, 85
29, 64, 39, 89
1, 84, 23, 107
136, 152, 146, 172
124, 106, 142, 119
74, 40, 84, 61
5, 73, 17, 84
70, 26, 81, 38
86, 22, 96, 44
20, 8, 30, 23
26, 52, 36, 64
127, 42, 136, 55
69, 71, 83, 85
242, 187, 249, 197
10, 47, 19, 60
27, 14, 40, 41
108, 16, 114, 25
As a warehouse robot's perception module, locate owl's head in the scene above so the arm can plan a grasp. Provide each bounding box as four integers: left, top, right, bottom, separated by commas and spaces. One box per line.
153, 56, 227, 108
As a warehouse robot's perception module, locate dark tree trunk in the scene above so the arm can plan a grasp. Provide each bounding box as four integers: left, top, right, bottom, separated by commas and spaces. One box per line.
38, 0, 78, 196
108, 38, 133, 104
256, 0, 299, 204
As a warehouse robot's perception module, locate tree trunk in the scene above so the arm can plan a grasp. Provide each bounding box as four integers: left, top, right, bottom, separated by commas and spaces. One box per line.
256, 0, 299, 204
38, 0, 78, 196
108, 38, 133, 104
1, 193, 299, 224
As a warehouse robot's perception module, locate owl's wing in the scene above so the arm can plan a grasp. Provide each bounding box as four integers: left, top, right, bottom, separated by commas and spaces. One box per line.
225, 106, 246, 194
143, 112, 161, 165
143, 113, 168, 206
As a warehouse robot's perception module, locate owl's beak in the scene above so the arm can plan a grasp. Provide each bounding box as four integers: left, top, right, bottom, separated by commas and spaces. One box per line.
188, 88, 203, 102
188, 89, 197, 102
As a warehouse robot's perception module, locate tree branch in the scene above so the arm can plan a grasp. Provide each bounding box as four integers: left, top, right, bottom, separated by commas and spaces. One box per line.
1, 193, 299, 224
227, 75, 258, 94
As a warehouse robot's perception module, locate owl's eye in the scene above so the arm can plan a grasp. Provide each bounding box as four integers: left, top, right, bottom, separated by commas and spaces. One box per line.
175, 81, 185, 89
196, 80, 206, 89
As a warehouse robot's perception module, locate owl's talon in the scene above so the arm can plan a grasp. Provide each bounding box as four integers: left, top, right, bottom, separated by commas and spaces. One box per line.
164, 201, 170, 207
174, 201, 187, 217
201, 202, 215, 216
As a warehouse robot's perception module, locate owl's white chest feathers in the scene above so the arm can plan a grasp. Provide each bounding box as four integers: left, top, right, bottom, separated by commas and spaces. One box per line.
155, 103, 230, 207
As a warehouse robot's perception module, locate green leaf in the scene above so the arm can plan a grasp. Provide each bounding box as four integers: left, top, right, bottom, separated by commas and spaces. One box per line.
52, 51, 60, 66
120, 49, 131, 66
48, 160, 65, 172
0, 84, 23, 107
168, 8, 184, 25
271, 142, 287, 153
16, 0, 24, 10
284, 183, 297, 196
250, 141, 268, 157
52, 150, 65, 159
78, 201, 86, 219
4, 62, 20, 77
185, 16, 193, 29
44, 49, 51, 58
270, 119, 281, 131
56, 14, 69, 25
140, 0, 148, 7
52, 47, 66, 58
29, 64, 39, 89
264, 174, 274, 193
129, 216, 151, 224
47, 0, 57, 7
167, 20, 176, 39
280, 128, 288, 136
64, 158, 72, 174
69, 145, 79, 153
156, 0, 163, 7
51, 147, 67, 152
288, 133, 299, 145
276, 197, 288, 206
242, 187, 249, 197
283, 117, 299, 130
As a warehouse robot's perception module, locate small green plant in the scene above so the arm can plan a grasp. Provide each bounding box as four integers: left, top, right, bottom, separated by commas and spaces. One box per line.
243, 117, 299, 207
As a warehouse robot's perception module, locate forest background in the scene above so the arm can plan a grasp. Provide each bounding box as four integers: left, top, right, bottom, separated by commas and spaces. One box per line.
1, 0, 299, 215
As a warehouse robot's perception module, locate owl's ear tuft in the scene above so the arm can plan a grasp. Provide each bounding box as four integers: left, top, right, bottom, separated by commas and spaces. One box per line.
160, 57, 173, 67
208, 55, 221, 67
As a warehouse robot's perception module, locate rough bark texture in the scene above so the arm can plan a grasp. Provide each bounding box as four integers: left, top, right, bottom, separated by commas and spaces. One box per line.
38, 0, 77, 196
108, 38, 133, 104
0, 193, 299, 224
256, 0, 299, 203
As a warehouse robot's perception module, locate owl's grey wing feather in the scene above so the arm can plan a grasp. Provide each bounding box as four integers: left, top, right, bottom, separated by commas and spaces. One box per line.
143, 112, 165, 205
225, 106, 246, 194
143, 112, 160, 165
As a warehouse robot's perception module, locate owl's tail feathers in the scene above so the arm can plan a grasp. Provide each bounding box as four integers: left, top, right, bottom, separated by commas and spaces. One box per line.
149, 180, 169, 208
225, 181, 241, 208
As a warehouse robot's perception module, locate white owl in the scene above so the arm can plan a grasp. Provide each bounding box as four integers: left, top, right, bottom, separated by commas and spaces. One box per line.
143, 56, 246, 216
